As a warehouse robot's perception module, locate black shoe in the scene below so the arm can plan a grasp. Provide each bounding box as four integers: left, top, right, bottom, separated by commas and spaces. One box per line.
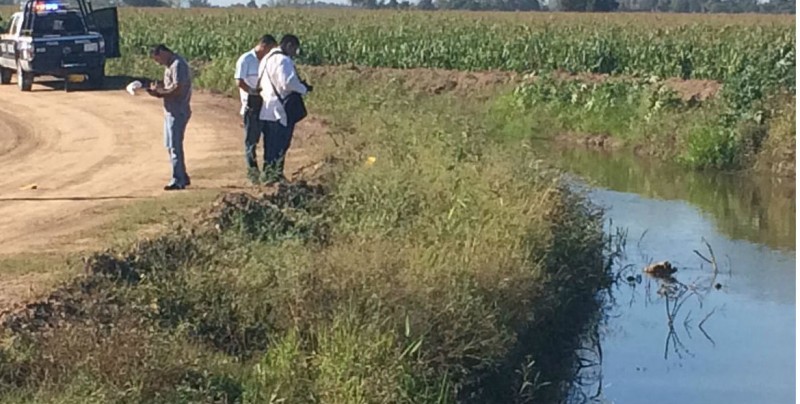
185, 176, 191, 186
164, 183, 185, 191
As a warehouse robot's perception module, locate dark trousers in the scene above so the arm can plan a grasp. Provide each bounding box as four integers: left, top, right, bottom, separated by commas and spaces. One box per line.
244, 111, 266, 179
263, 120, 295, 180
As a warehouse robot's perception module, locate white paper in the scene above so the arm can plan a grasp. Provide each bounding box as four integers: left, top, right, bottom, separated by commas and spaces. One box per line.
126, 80, 143, 96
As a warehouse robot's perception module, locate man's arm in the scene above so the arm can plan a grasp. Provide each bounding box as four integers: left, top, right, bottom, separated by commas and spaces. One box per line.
149, 60, 187, 98
237, 79, 252, 93
148, 79, 181, 98
275, 56, 307, 96
234, 54, 255, 94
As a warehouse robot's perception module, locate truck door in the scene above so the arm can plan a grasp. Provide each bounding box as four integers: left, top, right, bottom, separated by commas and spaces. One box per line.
86, 7, 120, 59
0, 15, 21, 67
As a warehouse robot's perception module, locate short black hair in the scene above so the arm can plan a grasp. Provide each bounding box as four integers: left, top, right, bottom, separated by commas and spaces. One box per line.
280, 34, 300, 49
258, 35, 277, 46
149, 44, 172, 56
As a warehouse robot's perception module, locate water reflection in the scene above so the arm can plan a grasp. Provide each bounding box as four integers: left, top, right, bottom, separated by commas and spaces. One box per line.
528, 141, 795, 403
539, 143, 796, 253
566, 185, 795, 404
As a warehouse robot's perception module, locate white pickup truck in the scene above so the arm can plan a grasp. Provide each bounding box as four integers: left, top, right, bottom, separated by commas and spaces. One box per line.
0, 0, 120, 91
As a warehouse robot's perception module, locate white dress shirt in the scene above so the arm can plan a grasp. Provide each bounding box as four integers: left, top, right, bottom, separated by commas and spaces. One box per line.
234, 49, 260, 116
258, 48, 308, 126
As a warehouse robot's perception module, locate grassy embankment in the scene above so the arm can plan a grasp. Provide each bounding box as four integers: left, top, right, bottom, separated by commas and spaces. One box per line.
0, 58, 613, 403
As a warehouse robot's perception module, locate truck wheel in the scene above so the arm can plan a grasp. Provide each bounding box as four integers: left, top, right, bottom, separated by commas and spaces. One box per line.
0, 68, 11, 85
88, 66, 105, 90
16, 63, 32, 92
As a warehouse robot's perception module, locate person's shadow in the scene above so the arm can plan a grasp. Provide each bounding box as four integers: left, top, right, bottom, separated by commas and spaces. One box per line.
36, 75, 153, 93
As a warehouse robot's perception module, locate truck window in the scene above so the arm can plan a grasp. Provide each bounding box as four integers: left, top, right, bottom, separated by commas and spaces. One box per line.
31, 13, 86, 37
8, 16, 20, 35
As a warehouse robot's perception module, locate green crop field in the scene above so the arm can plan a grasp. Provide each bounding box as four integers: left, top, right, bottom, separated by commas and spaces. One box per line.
113, 9, 794, 90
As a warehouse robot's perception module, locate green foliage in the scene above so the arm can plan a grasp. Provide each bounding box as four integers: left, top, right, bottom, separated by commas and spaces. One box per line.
0, 68, 609, 404
507, 72, 791, 171
510, 75, 689, 137
109, 9, 794, 91
680, 125, 740, 168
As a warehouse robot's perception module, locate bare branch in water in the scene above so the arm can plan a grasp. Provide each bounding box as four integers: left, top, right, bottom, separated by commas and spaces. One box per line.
693, 249, 713, 264
637, 229, 649, 250
699, 307, 716, 329
702, 237, 720, 284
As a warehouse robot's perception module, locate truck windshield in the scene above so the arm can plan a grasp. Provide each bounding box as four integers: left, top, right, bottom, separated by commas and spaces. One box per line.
32, 13, 86, 37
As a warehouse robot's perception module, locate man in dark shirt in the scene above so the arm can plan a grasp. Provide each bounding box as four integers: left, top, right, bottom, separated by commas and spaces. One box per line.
147, 44, 193, 191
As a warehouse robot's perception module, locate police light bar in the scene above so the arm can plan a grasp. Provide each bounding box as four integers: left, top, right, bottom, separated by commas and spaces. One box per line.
33, 1, 64, 12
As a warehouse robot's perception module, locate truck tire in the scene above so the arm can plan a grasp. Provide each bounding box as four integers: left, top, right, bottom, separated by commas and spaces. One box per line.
0, 68, 11, 85
88, 65, 105, 90
16, 63, 32, 92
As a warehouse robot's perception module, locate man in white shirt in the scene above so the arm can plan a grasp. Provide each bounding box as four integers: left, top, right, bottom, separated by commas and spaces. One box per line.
257, 34, 312, 185
235, 35, 277, 184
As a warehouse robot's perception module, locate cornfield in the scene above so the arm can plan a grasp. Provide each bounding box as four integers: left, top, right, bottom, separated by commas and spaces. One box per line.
115, 9, 795, 91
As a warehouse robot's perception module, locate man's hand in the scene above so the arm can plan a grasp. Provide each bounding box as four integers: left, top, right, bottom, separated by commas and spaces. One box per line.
301, 80, 313, 93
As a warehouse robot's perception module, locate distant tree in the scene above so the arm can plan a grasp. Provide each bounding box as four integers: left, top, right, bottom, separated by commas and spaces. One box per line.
555, 0, 584, 10
189, 0, 211, 6
762, 0, 795, 13
417, 0, 436, 9
247, 0, 258, 6
349, 0, 379, 7
123, 0, 168, 6
588, 0, 618, 10
669, 0, 689, 12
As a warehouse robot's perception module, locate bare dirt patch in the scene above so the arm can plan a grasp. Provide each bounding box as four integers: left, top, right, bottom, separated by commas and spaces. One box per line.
307, 65, 723, 102
0, 80, 331, 311
306, 65, 520, 97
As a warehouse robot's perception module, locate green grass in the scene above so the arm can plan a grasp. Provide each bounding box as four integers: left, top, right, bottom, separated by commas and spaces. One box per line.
1, 63, 610, 404
492, 73, 792, 172
106, 9, 794, 90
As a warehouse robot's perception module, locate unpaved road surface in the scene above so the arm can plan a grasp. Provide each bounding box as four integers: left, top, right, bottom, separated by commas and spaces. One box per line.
0, 81, 244, 255
0, 78, 327, 312
0, 79, 323, 257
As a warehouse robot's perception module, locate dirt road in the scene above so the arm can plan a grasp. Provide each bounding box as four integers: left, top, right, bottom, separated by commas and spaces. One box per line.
0, 79, 327, 313
0, 79, 323, 257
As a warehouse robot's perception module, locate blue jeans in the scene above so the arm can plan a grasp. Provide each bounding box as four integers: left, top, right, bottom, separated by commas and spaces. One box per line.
244, 111, 266, 177
263, 120, 295, 179
164, 111, 191, 186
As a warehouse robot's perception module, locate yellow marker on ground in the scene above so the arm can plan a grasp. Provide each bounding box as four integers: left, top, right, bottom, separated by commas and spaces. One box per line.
19, 183, 38, 190
365, 156, 377, 166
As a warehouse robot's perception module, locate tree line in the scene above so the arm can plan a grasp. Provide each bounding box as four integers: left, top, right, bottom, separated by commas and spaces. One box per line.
0, 0, 791, 14
125, 0, 794, 13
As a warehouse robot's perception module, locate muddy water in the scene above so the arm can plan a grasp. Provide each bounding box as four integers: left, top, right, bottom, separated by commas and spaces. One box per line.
544, 146, 796, 404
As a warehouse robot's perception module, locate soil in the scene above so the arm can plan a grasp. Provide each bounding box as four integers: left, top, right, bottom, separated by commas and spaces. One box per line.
548, 69, 722, 101
308, 65, 723, 102
0, 77, 330, 311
